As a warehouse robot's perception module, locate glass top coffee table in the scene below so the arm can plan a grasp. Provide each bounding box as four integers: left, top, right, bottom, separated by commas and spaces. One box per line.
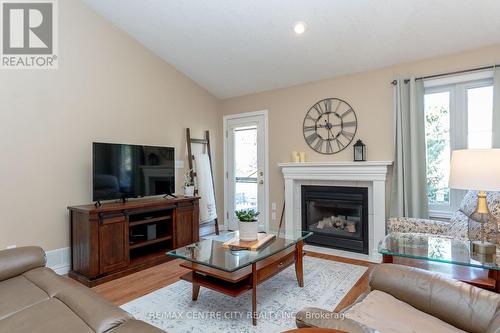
168, 230, 312, 326
379, 232, 500, 291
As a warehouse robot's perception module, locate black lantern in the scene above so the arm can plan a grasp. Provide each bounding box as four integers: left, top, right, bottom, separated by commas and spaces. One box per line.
353, 140, 366, 161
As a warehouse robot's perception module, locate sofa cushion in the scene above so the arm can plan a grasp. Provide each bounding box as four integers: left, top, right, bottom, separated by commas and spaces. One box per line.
0, 275, 49, 320
23, 267, 131, 333
345, 290, 466, 333
0, 298, 94, 333
447, 191, 500, 241
459, 191, 500, 219
446, 210, 470, 240
23, 267, 76, 297
370, 264, 500, 333
295, 307, 376, 333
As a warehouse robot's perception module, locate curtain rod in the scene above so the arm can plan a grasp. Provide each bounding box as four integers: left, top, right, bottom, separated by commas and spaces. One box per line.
390, 64, 499, 85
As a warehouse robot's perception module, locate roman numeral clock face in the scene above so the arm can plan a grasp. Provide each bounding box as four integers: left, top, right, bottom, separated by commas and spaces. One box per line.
303, 98, 358, 154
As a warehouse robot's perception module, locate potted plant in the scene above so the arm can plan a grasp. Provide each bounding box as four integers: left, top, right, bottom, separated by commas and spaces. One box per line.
184, 169, 195, 196
235, 209, 260, 241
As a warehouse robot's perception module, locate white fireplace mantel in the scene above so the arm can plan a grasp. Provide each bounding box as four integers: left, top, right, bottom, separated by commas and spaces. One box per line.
278, 161, 392, 262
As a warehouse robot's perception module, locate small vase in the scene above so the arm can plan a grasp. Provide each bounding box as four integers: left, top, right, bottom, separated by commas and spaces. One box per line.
184, 185, 195, 197
239, 220, 259, 241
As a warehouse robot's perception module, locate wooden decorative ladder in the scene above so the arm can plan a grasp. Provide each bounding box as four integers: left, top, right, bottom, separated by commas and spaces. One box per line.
186, 128, 219, 236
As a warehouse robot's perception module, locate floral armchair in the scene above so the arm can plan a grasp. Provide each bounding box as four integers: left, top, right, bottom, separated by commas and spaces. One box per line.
387, 191, 500, 241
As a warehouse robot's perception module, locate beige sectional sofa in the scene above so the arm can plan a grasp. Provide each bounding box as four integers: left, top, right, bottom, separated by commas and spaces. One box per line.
0, 246, 164, 333
296, 264, 500, 333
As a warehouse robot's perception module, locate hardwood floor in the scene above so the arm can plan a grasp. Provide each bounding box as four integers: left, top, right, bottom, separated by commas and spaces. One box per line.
92, 251, 376, 311
92, 258, 190, 305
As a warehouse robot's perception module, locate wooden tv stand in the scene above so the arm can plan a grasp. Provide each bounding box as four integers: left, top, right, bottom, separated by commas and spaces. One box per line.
68, 196, 199, 287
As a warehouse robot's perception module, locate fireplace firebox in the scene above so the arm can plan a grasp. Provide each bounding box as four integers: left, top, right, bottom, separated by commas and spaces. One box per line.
302, 185, 368, 254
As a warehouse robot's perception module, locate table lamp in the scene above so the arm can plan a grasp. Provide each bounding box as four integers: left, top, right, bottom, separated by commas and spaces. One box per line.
449, 149, 500, 254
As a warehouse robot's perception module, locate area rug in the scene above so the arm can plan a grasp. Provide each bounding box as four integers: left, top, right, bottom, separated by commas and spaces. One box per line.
121, 256, 367, 333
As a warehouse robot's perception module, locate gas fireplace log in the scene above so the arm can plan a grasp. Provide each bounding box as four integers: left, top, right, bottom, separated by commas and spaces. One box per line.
314, 216, 357, 233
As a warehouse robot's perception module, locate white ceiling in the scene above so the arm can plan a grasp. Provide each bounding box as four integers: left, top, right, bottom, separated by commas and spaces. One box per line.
83, 0, 500, 99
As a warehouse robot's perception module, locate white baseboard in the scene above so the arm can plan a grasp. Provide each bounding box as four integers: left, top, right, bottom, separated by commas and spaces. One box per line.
45, 247, 71, 275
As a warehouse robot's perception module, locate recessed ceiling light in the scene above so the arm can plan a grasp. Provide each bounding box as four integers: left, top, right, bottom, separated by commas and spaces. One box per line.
293, 21, 307, 35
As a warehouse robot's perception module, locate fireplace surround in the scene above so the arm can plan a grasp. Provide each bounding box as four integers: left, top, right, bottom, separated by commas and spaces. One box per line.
279, 161, 392, 261
302, 185, 369, 254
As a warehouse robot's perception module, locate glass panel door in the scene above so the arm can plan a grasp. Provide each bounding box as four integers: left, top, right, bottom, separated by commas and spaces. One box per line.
226, 114, 267, 231
234, 125, 258, 211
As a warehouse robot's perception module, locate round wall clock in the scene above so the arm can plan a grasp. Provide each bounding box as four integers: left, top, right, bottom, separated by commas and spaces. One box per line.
302, 98, 358, 154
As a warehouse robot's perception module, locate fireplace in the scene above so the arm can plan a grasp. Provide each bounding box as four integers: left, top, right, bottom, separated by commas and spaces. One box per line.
302, 185, 368, 254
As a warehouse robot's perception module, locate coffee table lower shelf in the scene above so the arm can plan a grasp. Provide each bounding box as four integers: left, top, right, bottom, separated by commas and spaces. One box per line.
180, 271, 252, 297
178, 240, 304, 326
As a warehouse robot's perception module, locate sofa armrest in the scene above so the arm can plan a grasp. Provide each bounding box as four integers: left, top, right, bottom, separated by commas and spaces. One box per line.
295, 307, 377, 333
0, 246, 46, 282
387, 217, 449, 234
109, 319, 166, 333
370, 264, 500, 333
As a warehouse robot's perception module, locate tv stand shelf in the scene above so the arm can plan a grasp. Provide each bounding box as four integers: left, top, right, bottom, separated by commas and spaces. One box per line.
129, 235, 173, 250
68, 196, 199, 287
129, 215, 172, 227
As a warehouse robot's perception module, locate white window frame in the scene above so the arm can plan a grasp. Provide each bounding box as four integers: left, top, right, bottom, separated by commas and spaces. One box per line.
425, 75, 494, 219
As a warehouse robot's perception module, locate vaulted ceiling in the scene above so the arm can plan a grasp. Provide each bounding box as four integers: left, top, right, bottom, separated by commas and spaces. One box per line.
83, 0, 500, 98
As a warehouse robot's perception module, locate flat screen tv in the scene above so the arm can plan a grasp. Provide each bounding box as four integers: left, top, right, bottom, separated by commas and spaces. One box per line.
92, 142, 175, 201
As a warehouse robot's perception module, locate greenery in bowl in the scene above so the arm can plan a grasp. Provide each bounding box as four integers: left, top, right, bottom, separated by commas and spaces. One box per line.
235, 209, 260, 222
183, 169, 194, 187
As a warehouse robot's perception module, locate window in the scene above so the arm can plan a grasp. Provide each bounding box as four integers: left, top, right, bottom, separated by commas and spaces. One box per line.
467, 86, 493, 148
424, 91, 451, 206
424, 75, 494, 217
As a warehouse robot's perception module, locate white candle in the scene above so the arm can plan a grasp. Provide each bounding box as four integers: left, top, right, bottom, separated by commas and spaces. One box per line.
299, 152, 306, 162
291, 151, 299, 162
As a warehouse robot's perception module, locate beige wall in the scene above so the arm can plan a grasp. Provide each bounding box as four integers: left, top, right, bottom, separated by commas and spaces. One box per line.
1, 0, 499, 250
220, 44, 500, 230
0, 0, 221, 251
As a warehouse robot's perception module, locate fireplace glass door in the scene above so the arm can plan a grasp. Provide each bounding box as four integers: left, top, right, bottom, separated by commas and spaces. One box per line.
302, 186, 368, 254
307, 199, 362, 239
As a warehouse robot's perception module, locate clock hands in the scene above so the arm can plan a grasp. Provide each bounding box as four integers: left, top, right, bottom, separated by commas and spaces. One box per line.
326, 119, 331, 141
327, 128, 336, 140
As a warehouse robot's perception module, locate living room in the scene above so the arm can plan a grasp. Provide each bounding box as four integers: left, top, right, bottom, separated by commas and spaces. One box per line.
1, 0, 500, 332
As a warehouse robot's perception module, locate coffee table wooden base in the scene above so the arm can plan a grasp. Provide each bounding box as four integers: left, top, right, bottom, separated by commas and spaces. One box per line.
179, 240, 305, 326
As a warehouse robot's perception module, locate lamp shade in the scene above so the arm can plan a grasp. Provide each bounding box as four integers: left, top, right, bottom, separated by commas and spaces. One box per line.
449, 149, 500, 191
